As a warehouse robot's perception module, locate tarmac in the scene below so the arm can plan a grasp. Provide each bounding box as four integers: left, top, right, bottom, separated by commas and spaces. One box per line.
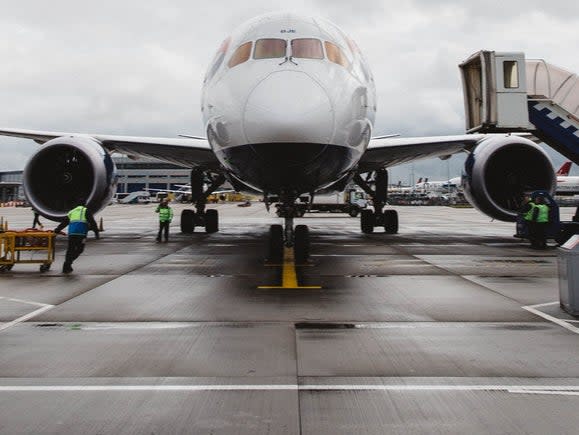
0, 203, 578, 434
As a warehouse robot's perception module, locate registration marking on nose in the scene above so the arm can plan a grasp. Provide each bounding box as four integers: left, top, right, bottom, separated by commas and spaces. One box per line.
258, 247, 321, 289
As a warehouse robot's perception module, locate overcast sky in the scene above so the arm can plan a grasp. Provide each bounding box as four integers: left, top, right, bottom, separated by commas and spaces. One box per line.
1, 0, 578, 181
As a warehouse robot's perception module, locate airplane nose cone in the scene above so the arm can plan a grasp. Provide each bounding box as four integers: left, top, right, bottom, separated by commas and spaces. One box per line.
243, 71, 334, 144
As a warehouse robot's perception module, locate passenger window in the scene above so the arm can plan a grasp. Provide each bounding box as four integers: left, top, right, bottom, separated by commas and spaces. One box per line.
503, 61, 519, 88
228, 42, 252, 68
291, 38, 323, 59
254, 39, 286, 59
325, 41, 349, 68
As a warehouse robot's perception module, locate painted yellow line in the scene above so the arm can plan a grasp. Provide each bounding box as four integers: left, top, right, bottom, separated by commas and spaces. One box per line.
259, 247, 321, 289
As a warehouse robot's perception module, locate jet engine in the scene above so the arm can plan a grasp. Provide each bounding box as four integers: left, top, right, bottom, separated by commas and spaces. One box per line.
23, 136, 117, 221
462, 136, 556, 222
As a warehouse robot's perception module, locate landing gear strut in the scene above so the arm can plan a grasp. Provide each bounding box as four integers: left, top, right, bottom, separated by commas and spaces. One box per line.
267, 193, 310, 263
354, 169, 399, 234
180, 168, 225, 234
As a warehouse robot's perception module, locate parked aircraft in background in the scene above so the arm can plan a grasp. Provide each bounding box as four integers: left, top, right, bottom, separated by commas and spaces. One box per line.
0, 12, 556, 261
556, 161, 579, 196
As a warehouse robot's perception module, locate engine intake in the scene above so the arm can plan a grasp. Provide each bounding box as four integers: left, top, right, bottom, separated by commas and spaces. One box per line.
463, 136, 556, 222
23, 136, 117, 220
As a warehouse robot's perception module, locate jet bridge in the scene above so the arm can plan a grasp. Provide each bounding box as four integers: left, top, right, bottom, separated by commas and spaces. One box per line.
460, 51, 579, 164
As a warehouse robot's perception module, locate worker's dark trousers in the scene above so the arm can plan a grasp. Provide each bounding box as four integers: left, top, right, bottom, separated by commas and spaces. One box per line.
157, 221, 170, 242
64, 235, 86, 266
528, 222, 548, 249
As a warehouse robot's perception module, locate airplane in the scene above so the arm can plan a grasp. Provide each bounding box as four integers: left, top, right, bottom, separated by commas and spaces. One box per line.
555, 161, 579, 196
0, 12, 556, 262
414, 177, 461, 190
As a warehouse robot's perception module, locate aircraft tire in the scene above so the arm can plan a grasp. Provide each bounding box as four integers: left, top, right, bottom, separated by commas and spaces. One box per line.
384, 210, 399, 234
294, 224, 310, 263
205, 209, 219, 233
361, 209, 375, 234
268, 224, 284, 262
180, 209, 195, 234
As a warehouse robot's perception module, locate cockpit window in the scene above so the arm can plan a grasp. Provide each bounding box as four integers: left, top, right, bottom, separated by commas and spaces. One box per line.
291, 38, 323, 59
205, 37, 230, 82
228, 42, 252, 68
254, 39, 286, 59
325, 41, 349, 68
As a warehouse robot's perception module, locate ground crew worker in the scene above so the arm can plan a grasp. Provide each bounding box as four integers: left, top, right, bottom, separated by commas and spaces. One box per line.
54, 200, 99, 273
155, 200, 173, 242
530, 195, 550, 249
31, 209, 43, 229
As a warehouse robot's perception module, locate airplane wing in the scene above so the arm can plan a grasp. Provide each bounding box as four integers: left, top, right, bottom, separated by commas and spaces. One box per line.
358, 134, 488, 172
0, 128, 219, 169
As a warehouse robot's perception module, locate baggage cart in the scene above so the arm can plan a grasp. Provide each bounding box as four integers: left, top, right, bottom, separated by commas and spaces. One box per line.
0, 230, 56, 272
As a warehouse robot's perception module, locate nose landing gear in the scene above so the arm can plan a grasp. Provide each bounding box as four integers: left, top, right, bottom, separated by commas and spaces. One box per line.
267, 196, 310, 263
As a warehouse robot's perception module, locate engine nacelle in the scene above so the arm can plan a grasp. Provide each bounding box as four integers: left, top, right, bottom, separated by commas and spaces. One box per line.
23, 136, 117, 221
462, 136, 556, 222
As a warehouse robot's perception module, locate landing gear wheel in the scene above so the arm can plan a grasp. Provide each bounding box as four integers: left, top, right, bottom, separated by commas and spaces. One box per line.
40, 264, 50, 273
267, 225, 283, 263
180, 209, 195, 234
349, 208, 360, 218
205, 209, 219, 233
294, 225, 310, 263
361, 209, 375, 234
384, 210, 399, 234
0, 264, 13, 273
267, 224, 284, 262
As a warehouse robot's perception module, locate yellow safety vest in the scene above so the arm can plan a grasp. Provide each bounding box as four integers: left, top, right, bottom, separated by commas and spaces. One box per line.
535, 204, 549, 223
68, 206, 88, 235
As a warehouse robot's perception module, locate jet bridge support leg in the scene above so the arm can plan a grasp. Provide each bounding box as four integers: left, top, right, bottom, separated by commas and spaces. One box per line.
180, 169, 224, 234
354, 169, 399, 234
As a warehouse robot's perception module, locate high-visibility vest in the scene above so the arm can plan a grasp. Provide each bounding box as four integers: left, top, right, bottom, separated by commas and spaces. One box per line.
68, 206, 88, 235
535, 204, 549, 223
523, 203, 536, 221
158, 207, 173, 222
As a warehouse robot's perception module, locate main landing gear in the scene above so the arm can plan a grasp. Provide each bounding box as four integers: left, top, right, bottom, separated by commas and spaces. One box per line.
354, 168, 399, 234
180, 169, 224, 234
267, 195, 310, 264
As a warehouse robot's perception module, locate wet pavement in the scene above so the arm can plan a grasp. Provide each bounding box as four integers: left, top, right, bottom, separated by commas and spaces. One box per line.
0, 203, 577, 434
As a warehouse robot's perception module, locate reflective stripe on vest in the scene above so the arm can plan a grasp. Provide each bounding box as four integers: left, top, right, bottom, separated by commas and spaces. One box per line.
523, 203, 536, 221
536, 204, 549, 223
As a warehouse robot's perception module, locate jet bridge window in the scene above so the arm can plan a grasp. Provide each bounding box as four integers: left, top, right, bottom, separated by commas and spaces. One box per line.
324, 41, 349, 68
291, 38, 323, 59
254, 39, 286, 59
228, 42, 252, 68
503, 61, 519, 88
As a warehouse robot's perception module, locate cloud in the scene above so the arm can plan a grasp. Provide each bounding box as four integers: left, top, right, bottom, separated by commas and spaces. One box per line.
1, 1, 578, 177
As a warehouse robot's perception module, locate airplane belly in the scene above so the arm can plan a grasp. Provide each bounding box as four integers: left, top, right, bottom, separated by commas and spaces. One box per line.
215, 143, 360, 193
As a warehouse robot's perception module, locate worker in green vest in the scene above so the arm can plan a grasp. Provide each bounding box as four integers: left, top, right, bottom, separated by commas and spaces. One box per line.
54, 199, 99, 273
155, 200, 173, 242
522, 194, 550, 249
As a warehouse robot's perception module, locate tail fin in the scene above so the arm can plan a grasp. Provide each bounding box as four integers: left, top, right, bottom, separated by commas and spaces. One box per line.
417, 177, 422, 184
557, 161, 572, 176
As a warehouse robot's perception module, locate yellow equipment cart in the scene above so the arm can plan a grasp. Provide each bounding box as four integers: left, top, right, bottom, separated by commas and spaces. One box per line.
0, 230, 56, 272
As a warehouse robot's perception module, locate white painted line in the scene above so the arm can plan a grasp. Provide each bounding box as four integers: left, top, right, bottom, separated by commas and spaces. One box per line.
0, 296, 49, 308
0, 385, 298, 392
0, 305, 54, 333
508, 390, 579, 397
522, 301, 579, 335
0, 384, 578, 393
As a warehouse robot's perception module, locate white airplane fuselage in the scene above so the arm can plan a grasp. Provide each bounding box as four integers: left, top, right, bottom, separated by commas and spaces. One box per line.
201, 13, 376, 195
